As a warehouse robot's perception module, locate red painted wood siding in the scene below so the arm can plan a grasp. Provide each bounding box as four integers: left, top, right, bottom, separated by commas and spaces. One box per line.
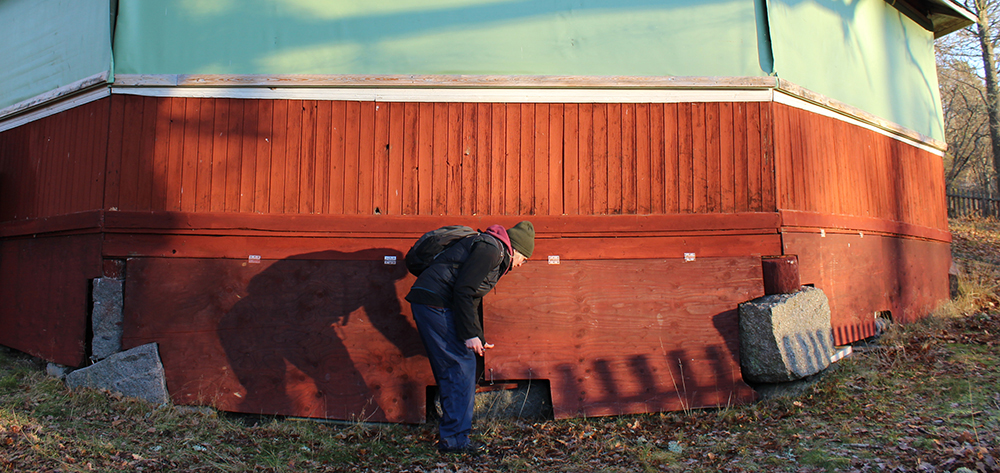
0, 234, 103, 366
103, 96, 777, 217
772, 103, 948, 231
0, 100, 109, 222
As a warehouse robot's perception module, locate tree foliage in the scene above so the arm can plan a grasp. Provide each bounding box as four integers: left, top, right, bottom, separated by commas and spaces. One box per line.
938, 0, 1000, 194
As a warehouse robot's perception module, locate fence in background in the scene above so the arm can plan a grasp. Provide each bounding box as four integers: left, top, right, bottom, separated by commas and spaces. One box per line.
947, 188, 1000, 218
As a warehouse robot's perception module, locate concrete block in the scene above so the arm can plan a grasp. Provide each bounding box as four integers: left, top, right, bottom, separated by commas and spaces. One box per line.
65, 343, 170, 405
739, 286, 835, 383
91, 278, 124, 360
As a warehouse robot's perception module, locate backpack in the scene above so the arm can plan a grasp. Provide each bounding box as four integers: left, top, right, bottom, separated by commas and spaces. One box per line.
405, 225, 479, 276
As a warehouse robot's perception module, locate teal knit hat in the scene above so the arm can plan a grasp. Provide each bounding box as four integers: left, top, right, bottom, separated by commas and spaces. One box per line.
507, 221, 535, 258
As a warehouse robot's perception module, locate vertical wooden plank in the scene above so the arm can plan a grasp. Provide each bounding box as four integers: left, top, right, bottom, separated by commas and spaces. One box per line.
705, 102, 721, 213
194, 99, 215, 213
210, 99, 230, 212
268, 100, 287, 214
461, 103, 477, 215
649, 103, 665, 214
719, 102, 735, 213
87, 99, 110, 212
165, 98, 186, 212
533, 103, 549, 216
505, 103, 521, 215
746, 102, 762, 212
759, 102, 775, 212
621, 104, 637, 214
329, 101, 347, 215
314, 101, 332, 214
770, 104, 787, 210
664, 103, 679, 214
299, 101, 317, 214
578, 104, 594, 215
254, 100, 274, 214
344, 101, 362, 215
635, 103, 651, 215
520, 103, 535, 215
104, 95, 126, 211
592, 104, 608, 215
63, 107, 83, 215
402, 103, 419, 215
239, 100, 259, 213
475, 103, 492, 215
490, 104, 505, 215
387, 102, 405, 216
563, 104, 580, 215
357, 101, 376, 215
431, 103, 449, 215
137, 96, 160, 211
150, 97, 170, 211
447, 102, 463, 215
417, 102, 434, 215
608, 103, 624, 215
283, 100, 302, 214
224, 99, 245, 212
374, 102, 391, 216
677, 103, 693, 213
179, 99, 199, 212
548, 103, 564, 216
691, 103, 707, 213
733, 103, 749, 212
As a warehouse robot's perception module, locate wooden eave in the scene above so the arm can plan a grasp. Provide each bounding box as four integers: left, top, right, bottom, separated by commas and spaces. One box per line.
895, 0, 976, 37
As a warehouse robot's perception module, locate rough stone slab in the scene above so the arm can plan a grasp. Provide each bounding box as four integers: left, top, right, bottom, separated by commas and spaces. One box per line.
65, 343, 170, 405
739, 286, 835, 383
92, 278, 124, 360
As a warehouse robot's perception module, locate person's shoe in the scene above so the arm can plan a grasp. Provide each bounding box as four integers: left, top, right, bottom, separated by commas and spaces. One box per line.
438, 440, 487, 455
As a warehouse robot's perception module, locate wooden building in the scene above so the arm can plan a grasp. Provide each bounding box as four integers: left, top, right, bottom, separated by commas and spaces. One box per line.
0, 0, 972, 422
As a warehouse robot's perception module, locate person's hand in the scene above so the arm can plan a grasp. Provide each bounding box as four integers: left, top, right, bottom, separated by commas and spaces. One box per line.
465, 337, 495, 356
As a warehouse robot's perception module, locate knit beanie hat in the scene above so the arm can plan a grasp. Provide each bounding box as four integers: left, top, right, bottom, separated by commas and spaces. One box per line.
507, 221, 535, 258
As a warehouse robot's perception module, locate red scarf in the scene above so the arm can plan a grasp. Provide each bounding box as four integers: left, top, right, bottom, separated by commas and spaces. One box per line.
483, 224, 514, 273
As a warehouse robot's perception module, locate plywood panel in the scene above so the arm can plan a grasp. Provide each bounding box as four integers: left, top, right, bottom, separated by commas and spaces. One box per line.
783, 230, 951, 345
489, 257, 762, 418
121, 255, 430, 423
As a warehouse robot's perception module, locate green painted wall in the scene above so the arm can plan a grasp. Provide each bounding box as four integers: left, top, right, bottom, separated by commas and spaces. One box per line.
766, 0, 944, 141
0, 0, 113, 111
112, 0, 768, 77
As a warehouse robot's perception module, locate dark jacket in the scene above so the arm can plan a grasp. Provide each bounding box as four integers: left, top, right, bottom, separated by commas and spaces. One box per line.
405, 233, 511, 342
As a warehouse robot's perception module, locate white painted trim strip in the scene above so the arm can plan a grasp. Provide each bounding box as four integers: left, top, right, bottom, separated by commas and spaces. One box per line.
0, 87, 110, 133
773, 90, 945, 156
0, 71, 110, 120
110, 86, 775, 104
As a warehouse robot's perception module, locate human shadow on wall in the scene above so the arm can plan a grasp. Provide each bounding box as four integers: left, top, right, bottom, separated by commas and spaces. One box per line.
217, 249, 426, 422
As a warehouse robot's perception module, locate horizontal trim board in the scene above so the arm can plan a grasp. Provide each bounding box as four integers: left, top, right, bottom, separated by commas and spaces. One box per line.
778, 209, 952, 243
0, 71, 110, 121
101, 233, 782, 261
0, 87, 110, 133
111, 86, 775, 105
113, 74, 780, 90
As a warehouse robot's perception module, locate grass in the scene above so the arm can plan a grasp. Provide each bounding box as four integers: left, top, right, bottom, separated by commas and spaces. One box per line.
2, 217, 1000, 472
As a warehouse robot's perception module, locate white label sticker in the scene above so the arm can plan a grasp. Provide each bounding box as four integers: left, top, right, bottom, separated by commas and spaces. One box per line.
248, 255, 261, 264
548, 255, 560, 265
384, 256, 397, 265
684, 253, 696, 262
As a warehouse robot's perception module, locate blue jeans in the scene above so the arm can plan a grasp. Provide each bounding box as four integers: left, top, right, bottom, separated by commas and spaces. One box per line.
411, 303, 476, 450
